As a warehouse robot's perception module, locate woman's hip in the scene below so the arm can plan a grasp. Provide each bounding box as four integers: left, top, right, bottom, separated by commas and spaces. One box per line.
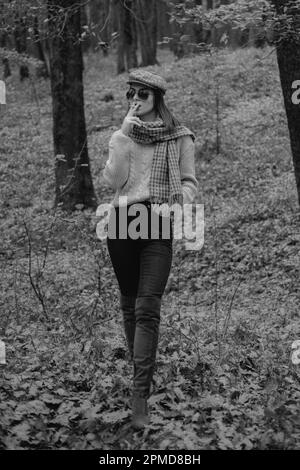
107, 201, 173, 241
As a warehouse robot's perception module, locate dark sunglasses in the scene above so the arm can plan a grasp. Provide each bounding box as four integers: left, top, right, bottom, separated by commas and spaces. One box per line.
126, 87, 152, 101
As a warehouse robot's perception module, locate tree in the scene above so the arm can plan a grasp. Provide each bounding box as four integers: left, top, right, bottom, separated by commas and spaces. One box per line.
271, 0, 300, 205
47, 0, 97, 211
13, 14, 30, 81
136, 0, 159, 66
1, 32, 11, 78
33, 15, 49, 77
116, 0, 138, 73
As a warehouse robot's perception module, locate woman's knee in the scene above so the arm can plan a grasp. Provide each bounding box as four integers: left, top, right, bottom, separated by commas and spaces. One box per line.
135, 295, 162, 323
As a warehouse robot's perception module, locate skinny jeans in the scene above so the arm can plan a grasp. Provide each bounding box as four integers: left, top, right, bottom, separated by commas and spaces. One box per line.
106, 200, 173, 398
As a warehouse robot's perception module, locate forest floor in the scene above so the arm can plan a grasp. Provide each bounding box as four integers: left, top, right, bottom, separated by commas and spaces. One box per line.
0, 46, 299, 450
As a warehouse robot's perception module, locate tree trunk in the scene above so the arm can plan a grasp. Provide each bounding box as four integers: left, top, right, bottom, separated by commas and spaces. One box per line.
157, 0, 166, 43
116, 0, 137, 74
116, 0, 125, 73
272, 0, 300, 205
1, 34, 11, 78
1, 32, 7, 48
100, 0, 112, 55
47, 0, 97, 211
80, 3, 91, 53
136, 0, 158, 66
124, 0, 138, 70
14, 16, 30, 81
34, 16, 49, 77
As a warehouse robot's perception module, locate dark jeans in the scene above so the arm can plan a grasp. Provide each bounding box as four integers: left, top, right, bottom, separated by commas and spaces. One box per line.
106, 200, 173, 398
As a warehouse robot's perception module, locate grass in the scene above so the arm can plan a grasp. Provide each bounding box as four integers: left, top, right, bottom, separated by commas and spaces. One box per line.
0, 45, 299, 450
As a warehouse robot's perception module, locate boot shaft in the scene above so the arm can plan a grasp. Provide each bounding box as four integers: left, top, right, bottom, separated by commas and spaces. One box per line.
131, 394, 149, 429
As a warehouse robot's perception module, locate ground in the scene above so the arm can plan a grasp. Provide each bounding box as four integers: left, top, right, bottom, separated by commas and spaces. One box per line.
0, 46, 299, 450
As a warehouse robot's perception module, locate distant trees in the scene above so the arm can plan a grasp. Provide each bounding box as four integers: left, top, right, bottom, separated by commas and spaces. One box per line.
0, 3, 49, 80
0, 1, 275, 77
114, 0, 158, 71
2, 0, 300, 207
1, 1, 98, 211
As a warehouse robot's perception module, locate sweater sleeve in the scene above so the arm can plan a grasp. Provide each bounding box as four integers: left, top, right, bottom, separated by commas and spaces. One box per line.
179, 136, 199, 204
102, 129, 132, 190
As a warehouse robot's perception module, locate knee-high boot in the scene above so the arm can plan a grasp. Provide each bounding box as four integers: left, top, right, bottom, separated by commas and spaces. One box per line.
131, 295, 161, 429
120, 294, 136, 362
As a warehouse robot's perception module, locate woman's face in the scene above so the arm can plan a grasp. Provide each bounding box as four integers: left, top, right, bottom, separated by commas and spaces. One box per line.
127, 83, 156, 119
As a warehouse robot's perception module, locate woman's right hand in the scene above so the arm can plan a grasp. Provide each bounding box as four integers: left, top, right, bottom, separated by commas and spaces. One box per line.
121, 102, 143, 135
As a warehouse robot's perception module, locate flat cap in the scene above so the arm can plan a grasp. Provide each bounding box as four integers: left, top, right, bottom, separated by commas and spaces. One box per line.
127, 70, 167, 94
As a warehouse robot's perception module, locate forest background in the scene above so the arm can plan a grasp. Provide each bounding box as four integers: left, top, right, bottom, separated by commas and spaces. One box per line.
0, 0, 299, 450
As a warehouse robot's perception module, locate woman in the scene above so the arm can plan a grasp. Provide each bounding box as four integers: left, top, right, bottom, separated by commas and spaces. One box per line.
102, 70, 198, 429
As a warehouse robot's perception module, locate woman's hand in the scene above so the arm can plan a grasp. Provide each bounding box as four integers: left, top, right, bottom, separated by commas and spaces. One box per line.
121, 102, 143, 136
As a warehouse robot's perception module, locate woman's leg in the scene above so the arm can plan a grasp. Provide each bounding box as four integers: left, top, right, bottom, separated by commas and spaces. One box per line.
106, 204, 144, 360
106, 236, 139, 360
106, 203, 173, 428
120, 295, 136, 361
133, 237, 173, 398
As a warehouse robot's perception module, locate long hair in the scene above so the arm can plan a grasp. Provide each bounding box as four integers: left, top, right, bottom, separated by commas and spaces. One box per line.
124, 88, 181, 131
153, 89, 181, 131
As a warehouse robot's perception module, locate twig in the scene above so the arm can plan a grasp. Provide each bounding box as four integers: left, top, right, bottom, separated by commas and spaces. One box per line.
42, 212, 58, 270
29, 335, 38, 353
23, 220, 49, 320
221, 277, 243, 343
212, 206, 220, 358
56, 133, 88, 199
216, 78, 221, 155
68, 309, 83, 335
122, 0, 156, 27
88, 123, 113, 134
169, 324, 193, 345
91, 241, 109, 321
13, 260, 21, 324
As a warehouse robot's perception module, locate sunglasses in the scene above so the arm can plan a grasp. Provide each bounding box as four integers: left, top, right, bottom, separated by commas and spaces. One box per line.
126, 87, 152, 101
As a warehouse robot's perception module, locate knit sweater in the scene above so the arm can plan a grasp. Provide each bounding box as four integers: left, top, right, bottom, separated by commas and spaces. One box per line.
102, 128, 199, 207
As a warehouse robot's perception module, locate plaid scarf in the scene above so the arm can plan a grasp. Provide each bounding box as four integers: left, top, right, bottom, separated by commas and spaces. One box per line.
128, 118, 195, 206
